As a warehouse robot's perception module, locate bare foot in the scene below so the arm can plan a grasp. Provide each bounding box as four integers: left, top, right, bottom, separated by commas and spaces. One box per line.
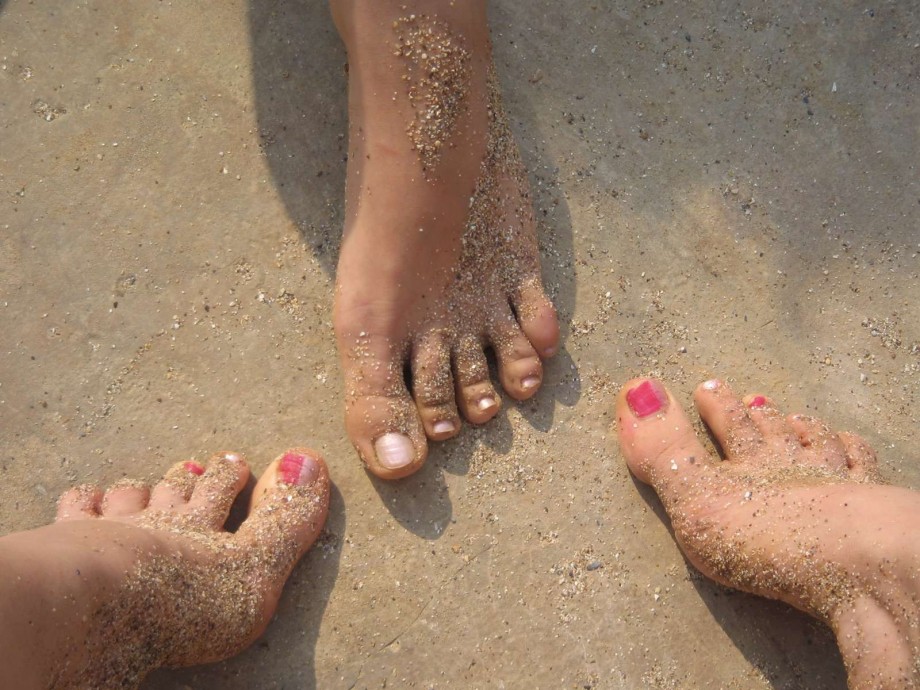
616, 378, 920, 690
330, 0, 559, 479
0, 449, 329, 689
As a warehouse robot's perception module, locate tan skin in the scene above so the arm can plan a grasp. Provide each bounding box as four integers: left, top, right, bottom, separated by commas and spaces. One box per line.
0, 450, 329, 689
616, 377, 920, 689
4, 3, 914, 687
330, 0, 559, 478
0, 383, 916, 688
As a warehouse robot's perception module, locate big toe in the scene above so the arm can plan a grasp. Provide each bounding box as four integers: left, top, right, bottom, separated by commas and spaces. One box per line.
345, 391, 427, 479
236, 448, 331, 580
339, 335, 428, 479
615, 378, 710, 499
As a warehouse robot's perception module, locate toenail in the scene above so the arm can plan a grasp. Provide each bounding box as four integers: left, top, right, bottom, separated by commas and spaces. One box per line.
626, 380, 668, 418
521, 375, 541, 390
223, 452, 242, 463
543, 345, 557, 357
374, 433, 415, 469
748, 395, 767, 408
433, 420, 456, 435
702, 379, 720, 391
477, 396, 497, 412
278, 451, 321, 486
183, 461, 205, 476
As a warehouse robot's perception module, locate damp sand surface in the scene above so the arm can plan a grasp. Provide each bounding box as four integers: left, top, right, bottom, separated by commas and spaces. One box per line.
1, 1, 918, 688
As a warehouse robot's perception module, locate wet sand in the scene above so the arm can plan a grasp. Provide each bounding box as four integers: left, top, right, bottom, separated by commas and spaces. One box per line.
1, 1, 918, 687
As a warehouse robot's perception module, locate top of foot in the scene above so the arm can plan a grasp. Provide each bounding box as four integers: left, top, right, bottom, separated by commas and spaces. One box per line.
616, 377, 919, 689
332, 3, 559, 479
45, 449, 330, 689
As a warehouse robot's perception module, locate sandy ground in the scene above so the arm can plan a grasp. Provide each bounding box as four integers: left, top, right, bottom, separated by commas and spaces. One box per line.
2, 1, 918, 688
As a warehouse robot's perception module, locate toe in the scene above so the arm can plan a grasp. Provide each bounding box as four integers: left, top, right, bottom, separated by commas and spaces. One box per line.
693, 379, 761, 460
185, 452, 251, 529
411, 331, 461, 441
237, 448, 330, 580
340, 339, 427, 480
787, 414, 849, 472
511, 279, 559, 358
616, 378, 711, 502
741, 394, 802, 456
489, 308, 543, 401
339, 327, 429, 479
100, 480, 150, 517
838, 432, 881, 482
346, 393, 427, 479
149, 460, 205, 509
452, 336, 500, 424
56, 484, 102, 521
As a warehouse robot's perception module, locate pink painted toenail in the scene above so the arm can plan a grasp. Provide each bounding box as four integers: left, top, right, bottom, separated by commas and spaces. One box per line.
433, 420, 456, 435
749, 395, 767, 408
183, 461, 205, 476
374, 433, 415, 469
626, 380, 668, 418
521, 376, 541, 390
702, 379, 720, 391
278, 452, 320, 486
477, 396, 497, 412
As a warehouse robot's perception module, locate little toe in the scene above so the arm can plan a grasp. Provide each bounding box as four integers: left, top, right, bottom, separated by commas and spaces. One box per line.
56, 484, 103, 521
742, 394, 802, 456
237, 448, 330, 581
838, 432, 881, 482
693, 379, 761, 460
787, 414, 849, 472
411, 332, 461, 441
100, 480, 150, 517
149, 460, 205, 509
616, 378, 711, 503
185, 452, 251, 529
511, 279, 560, 358
489, 309, 543, 400
453, 337, 500, 424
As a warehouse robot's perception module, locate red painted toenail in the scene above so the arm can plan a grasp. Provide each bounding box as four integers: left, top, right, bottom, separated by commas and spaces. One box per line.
749, 396, 767, 408
279, 451, 320, 486
183, 461, 205, 476
626, 380, 667, 418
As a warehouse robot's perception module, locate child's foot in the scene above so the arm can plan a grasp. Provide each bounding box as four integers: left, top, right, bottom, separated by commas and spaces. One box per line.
4, 449, 329, 689
331, 1, 559, 478
616, 378, 920, 689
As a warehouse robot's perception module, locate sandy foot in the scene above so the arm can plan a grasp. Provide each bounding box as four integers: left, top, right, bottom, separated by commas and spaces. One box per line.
616, 378, 920, 689
5, 449, 330, 689
331, 0, 559, 478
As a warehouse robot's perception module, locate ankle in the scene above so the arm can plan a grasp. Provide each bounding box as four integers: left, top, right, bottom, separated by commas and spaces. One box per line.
0, 522, 147, 688
833, 595, 920, 688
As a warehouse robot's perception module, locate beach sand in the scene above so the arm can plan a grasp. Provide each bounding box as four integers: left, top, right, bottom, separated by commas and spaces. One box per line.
1, 1, 918, 687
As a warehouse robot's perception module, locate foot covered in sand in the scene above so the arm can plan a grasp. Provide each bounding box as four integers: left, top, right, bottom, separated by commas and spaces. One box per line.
1, 449, 329, 689
616, 378, 919, 689
331, 0, 559, 479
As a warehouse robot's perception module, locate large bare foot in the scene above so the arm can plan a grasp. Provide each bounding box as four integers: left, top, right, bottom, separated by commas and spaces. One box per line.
330, 0, 559, 479
616, 378, 920, 690
0, 449, 329, 689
